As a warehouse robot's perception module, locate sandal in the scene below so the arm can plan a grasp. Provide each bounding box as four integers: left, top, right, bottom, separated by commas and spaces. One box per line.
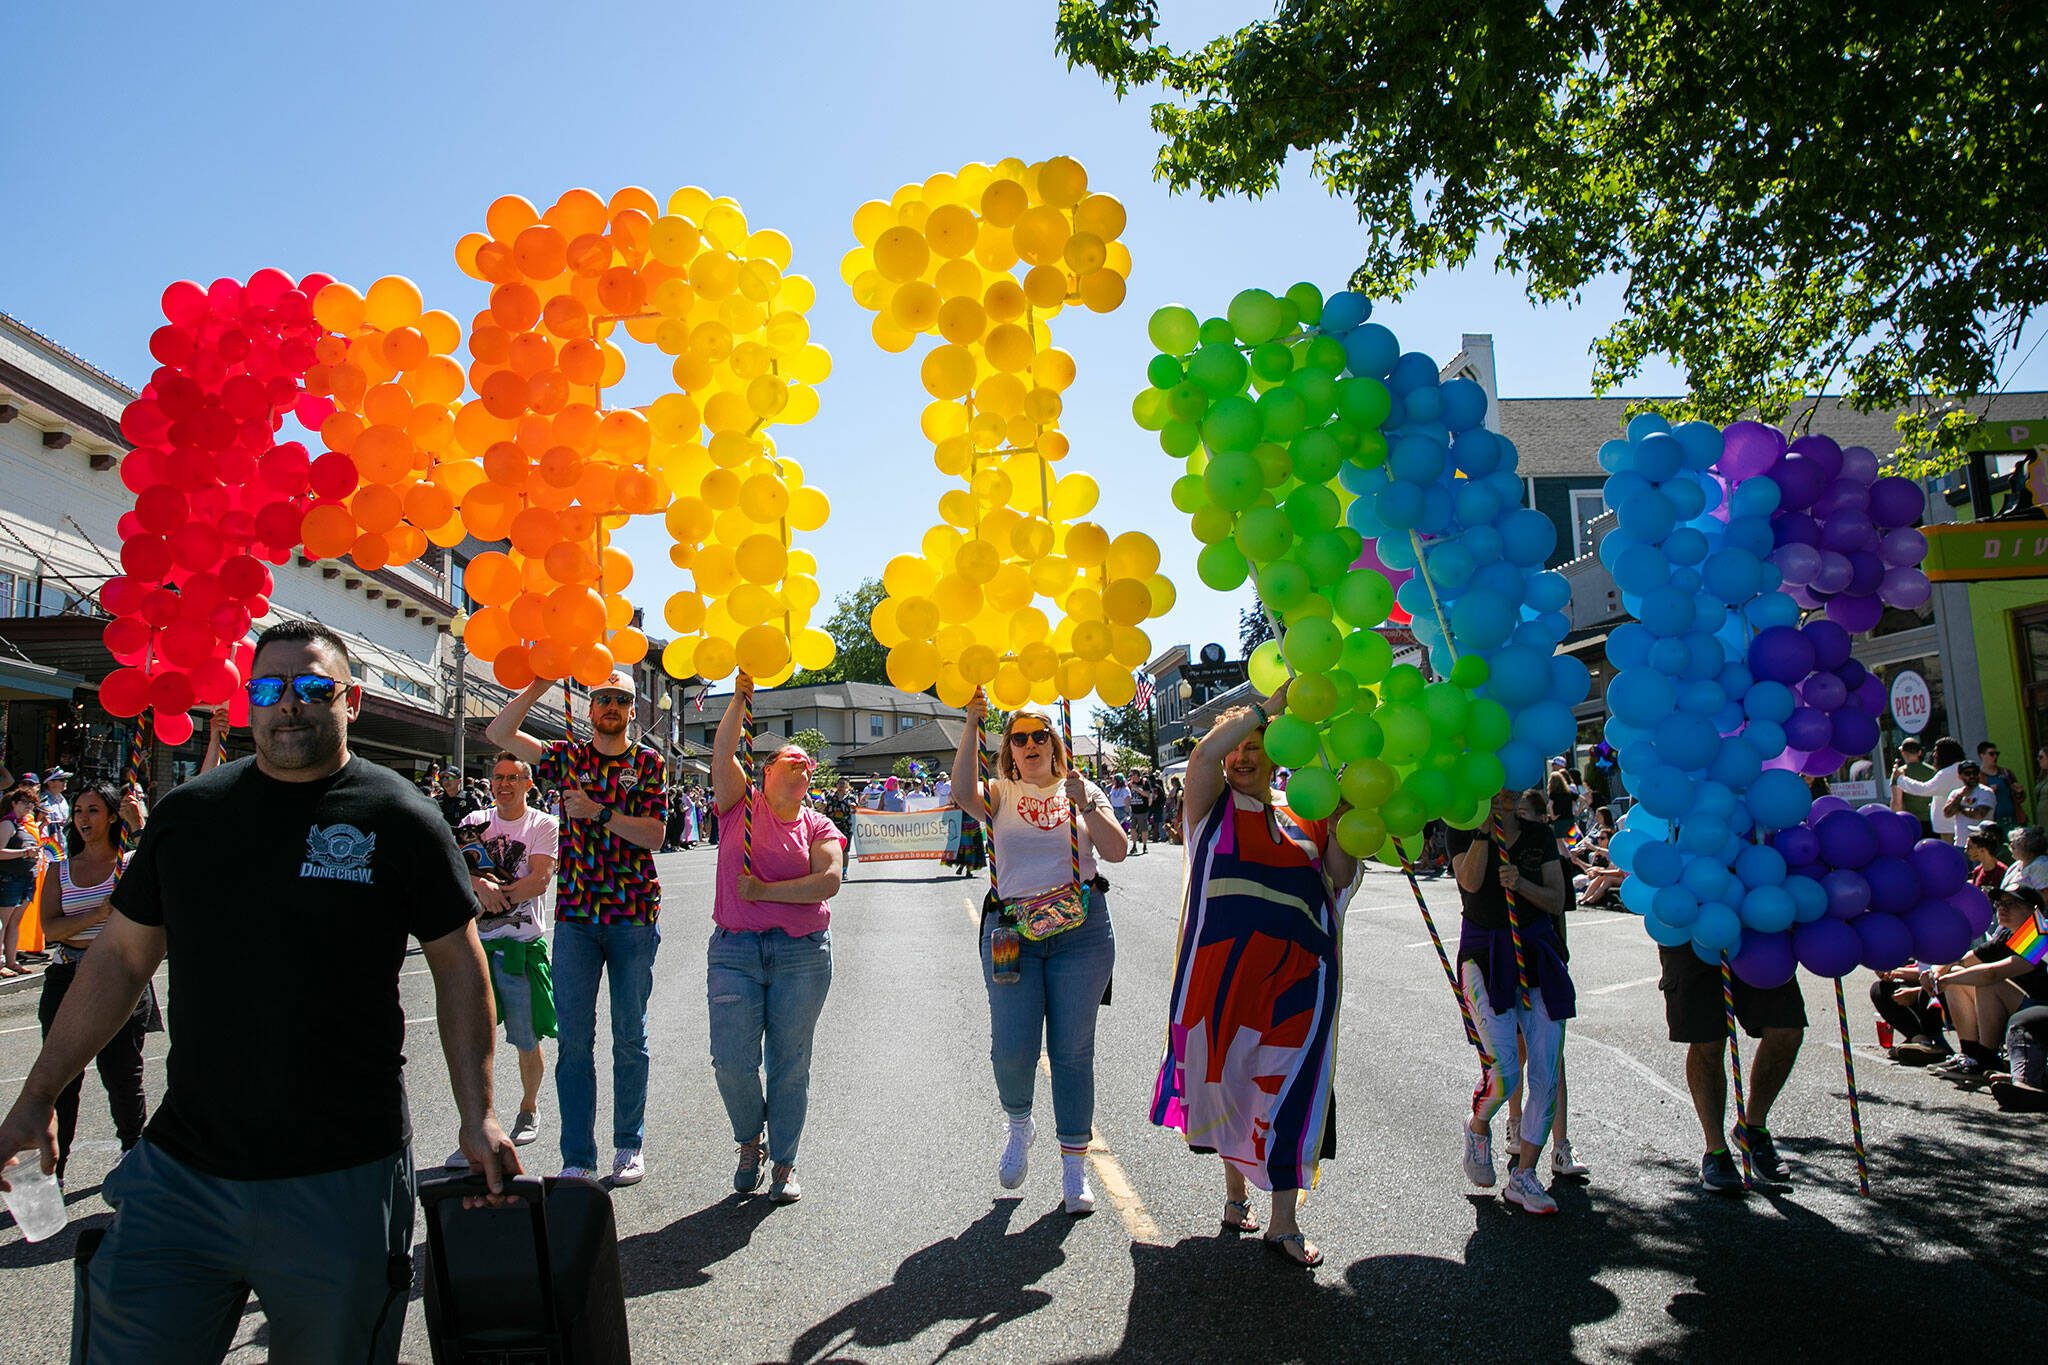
1221, 1197, 1260, 1233
1263, 1231, 1323, 1268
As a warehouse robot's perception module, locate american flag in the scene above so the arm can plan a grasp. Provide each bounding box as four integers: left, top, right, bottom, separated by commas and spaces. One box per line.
1132, 669, 1155, 709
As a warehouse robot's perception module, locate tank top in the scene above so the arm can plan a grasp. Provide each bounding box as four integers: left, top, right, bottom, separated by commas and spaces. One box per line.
52, 853, 128, 954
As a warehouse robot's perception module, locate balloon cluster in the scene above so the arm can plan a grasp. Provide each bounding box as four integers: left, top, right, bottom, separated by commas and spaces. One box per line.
1747, 618, 1885, 778
1751, 800, 1995, 983
1723, 427, 1932, 633
1597, 415, 1823, 964
300, 277, 469, 570
845, 157, 1168, 708
447, 188, 833, 689
1333, 311, 1585, 789
1135, 285, 1509, 857
103, 271, 337, 744
636, 187, 835, 685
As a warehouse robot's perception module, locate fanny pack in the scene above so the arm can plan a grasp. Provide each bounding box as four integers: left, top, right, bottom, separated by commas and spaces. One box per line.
985, 874, 1107, 942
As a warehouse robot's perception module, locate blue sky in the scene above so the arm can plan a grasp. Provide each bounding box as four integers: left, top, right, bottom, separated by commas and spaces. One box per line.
8, 2, 2038, 721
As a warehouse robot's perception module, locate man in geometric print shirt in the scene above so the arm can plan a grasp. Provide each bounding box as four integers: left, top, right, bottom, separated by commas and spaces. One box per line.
488, 668, 667, 1188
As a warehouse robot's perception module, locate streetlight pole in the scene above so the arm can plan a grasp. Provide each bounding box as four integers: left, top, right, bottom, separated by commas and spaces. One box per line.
448, 611, 470, 778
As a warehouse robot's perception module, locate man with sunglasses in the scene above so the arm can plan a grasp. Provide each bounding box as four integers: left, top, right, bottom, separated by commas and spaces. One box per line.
0, 619, 513, 1362
488, 670, 668, 1187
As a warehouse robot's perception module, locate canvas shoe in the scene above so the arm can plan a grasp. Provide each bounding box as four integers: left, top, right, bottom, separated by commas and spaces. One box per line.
999, 1115, 1035, 1190
611, 1149, 645, 1186
510, 1111, 539, 1146
1061, 1152, 1095, 1215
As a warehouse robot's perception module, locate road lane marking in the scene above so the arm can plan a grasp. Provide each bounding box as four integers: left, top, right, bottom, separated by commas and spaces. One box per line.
1588, 974, 1662, 996
1086, 1135, 1161, 1243
1031, 1057, 1160, 1241
963, 896, 980, 926
0, 1023, 41, 1036
1569, 1032, 1691, 1104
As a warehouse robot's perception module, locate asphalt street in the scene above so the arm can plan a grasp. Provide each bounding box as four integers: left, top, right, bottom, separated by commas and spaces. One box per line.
0, 841, 2041, 1363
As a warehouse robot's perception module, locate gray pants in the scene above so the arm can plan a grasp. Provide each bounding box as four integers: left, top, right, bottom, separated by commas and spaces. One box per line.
78, 1138, 414, 1364
2009, 1004, 2048, 1090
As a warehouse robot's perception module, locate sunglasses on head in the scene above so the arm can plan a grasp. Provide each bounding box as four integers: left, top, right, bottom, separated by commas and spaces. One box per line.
1009, 727, 1052, 748
590, 691, 632, 708
244, 674, 346, 707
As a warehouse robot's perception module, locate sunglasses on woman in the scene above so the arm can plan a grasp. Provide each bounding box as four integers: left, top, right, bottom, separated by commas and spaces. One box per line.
244, 674, 346, 707
1010, 729, 1052, 748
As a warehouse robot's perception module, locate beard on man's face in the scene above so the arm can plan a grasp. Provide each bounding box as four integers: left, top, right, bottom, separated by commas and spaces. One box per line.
591, 708, 630, 736
255, 707, 344, 770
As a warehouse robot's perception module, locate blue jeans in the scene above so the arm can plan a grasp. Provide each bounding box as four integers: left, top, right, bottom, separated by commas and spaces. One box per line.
553, 918, 661, 1170
80, 1138, 413, 1364
980, 891, 1115, 1149
707, 927, 834, 1165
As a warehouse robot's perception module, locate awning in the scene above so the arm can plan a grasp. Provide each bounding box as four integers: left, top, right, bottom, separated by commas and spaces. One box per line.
0, 655, 83, 702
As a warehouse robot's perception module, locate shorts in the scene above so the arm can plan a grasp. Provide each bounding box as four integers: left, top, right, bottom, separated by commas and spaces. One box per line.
1658, 946, 1807, 1044
485, 938, 550, 1052
1129, 811, 1152, 838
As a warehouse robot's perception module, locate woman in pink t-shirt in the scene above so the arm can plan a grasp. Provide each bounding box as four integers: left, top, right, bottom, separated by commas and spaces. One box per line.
709, 674, 847, 1205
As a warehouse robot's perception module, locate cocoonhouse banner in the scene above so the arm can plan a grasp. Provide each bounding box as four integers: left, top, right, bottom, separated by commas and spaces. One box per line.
849, 806, 961, 863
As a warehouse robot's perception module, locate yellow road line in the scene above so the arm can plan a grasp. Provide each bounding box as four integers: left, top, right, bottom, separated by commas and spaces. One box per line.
1036, 1056, 1161, 1242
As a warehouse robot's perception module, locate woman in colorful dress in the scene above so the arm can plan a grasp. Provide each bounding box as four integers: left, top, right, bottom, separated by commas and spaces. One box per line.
952, 696, 1126, 1215
1152, 684, 1359, 1268
0, 787, 42, 977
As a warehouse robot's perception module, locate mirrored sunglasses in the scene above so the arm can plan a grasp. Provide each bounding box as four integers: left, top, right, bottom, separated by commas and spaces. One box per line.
245, 674, 345, 707
590, 691, 633, 707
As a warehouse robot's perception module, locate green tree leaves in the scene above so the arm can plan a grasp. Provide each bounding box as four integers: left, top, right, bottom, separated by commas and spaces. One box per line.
1056, 0, 2048, 469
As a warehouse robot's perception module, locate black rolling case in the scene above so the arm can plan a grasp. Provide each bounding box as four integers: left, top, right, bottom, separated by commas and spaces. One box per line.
419, 1172, 631, 1364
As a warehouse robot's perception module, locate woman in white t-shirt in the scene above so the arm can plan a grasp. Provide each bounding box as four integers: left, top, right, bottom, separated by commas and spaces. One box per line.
952, 695, 1128, 1215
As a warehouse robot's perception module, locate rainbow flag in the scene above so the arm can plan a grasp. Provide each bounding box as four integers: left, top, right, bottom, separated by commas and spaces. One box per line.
2010, 912, 2047, 966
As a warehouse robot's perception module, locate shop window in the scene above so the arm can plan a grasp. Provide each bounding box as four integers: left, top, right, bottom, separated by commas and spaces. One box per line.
0, 569, 24, 617
2019, 609, 2048, 764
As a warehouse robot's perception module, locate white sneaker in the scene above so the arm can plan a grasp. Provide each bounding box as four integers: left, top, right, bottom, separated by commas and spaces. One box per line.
1061, 1152, 1095, 1215
510, 1110, 539, 1146
1461, 1121, 1496, 1189
1503, 1168, 1559, 1214
998, 1115, 1035, 1190
556, 1165, 595, 1181
610, 1149, 645, 1186
1504, 1116, 1520, 1153
1552, 1139, 1590, 1180
443, 1149, 469, 1171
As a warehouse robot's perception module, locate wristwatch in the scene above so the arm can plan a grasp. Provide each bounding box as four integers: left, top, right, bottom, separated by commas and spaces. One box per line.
597, 806, 614, 827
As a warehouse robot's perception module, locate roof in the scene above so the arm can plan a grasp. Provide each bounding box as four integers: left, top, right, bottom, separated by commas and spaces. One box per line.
699, 681, 965, 720
841, 717, 967, 764
1501, 391, 2048, 479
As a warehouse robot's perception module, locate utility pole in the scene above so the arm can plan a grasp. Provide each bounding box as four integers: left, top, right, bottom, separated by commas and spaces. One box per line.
448, 612, 469, 778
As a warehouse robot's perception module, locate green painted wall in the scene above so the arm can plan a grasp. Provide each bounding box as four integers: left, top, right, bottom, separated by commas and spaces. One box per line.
1967, 578, 2048, 761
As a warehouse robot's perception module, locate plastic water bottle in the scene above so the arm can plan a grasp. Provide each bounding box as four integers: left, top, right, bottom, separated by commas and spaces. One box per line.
3, 1159, 66, 1242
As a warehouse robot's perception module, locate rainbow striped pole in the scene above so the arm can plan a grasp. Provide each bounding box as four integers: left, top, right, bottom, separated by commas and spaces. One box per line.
1722, 954, 1754, 1187
1391, 835, 1490, 1063
121, 713, 152, 852
1834, 976, 1871, 1195
1060, 699, 1081, 890
977, 692, 998, 901
1491, 812, 1532, 1009
740, 677, 756, 879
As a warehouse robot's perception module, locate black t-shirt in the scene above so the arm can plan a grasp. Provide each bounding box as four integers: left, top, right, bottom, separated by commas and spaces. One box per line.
1447, 822, 1560, 931
113, 755, 477, 1179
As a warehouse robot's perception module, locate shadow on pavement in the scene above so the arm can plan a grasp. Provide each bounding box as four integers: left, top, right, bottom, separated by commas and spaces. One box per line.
617, 1195, 777, 1297
785, 1198, 1074, 1364
1084, 1118, 2044, 1361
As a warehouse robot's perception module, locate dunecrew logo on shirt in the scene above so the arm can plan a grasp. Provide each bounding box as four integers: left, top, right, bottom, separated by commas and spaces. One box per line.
301, 824, 377, 884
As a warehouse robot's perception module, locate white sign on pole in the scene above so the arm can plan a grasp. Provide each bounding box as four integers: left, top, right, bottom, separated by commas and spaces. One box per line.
1888, 670, 1933, 735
